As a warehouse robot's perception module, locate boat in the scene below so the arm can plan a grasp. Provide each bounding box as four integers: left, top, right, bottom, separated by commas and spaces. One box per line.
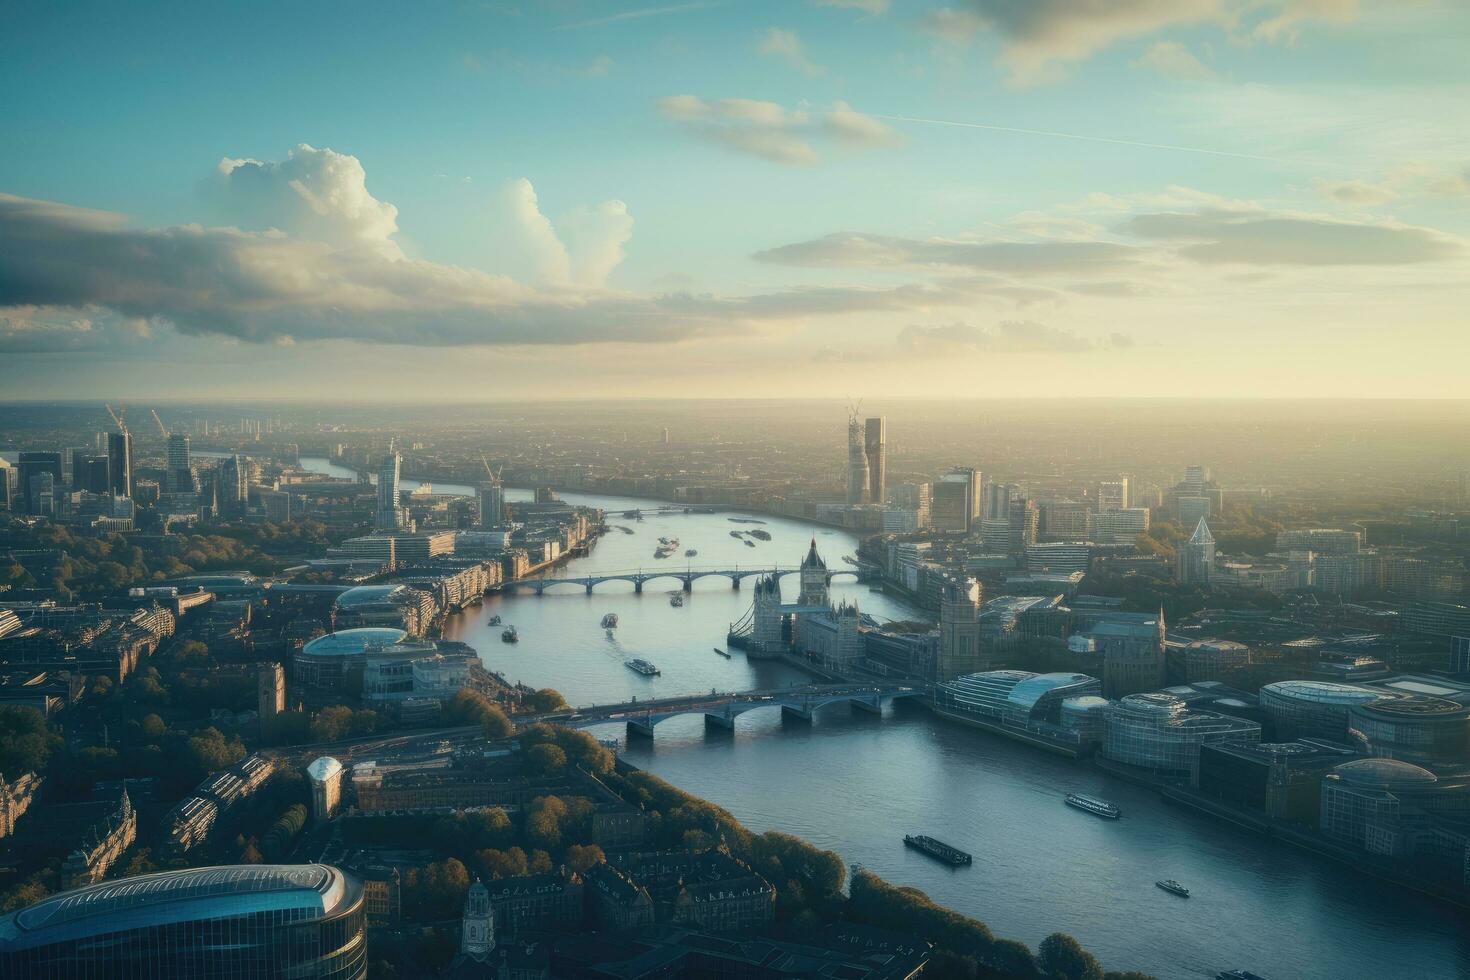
624, 658, 661, 676
713, 647, 731, 659
669, 594, 684, 607
748, 529, 771, 541
744, 539, 756, 548
684, 548, 698, 557
653, 546, 675, 559
487, 614, 502, 626
605, 628, 615, 639
1217, 972, 1270, 980
729, 530, 744, 538
1065, 794, 1121, 819
601, 613, 619, 629
501, 626, 519, 643
903, 835, 971, 867
728, 517, 766, 524
1156, 880, 1190, 898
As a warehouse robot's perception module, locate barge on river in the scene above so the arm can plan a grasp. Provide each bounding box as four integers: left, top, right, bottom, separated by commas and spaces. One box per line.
904, 835, 972, 866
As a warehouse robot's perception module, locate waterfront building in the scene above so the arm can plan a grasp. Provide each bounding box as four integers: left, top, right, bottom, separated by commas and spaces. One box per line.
106, 430, 132, 497
891, 481, 931, 528
1348, 696, 1470, 768
585, 849, 775, 933
1197, 740, 1356, 824
931, 467, 980, 533
846, 412, 869, 505
1176, 518, 1216, 585
376, 451, 405, 530
1060, 696, 1110, 745
798, 537, 829, 609
1090, 507, 1150, 545
1318, 759, 1468, 858
936, 576, 983, 681
1097, 479, 1130, 512
477, 482, 505, 527
308, 757, 344, 822
334, 584, 437, 636
1260, 680, 1387, 742
864, 417, 886, 504
1102, 692, 1262, 784
0, 864, 367, 978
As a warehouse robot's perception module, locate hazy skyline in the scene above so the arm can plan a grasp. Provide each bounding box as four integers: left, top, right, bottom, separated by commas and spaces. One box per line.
2, 0, 1468, 399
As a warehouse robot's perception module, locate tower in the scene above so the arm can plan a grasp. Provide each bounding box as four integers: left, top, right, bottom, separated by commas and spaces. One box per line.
937, 577, 983, 682
166, 433, 192, 494
798, 538, 829, 608
752, 574, 785, 649
864, 417, 886, 504
846, 411, 869, 505
478, 483, 504, 528
376, 452, 403, 530
460, 878, 495, 959
257, 662, 285, 720
1177, 518, 1216, 585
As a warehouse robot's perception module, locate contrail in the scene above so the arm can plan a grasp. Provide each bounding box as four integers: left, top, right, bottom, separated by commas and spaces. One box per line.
556, 2, 725, 31
870, 112, 1296, 165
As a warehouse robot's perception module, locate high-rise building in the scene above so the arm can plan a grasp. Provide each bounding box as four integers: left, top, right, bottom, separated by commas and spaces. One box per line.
17, 452, 62, 514
478, 483, 505, 527
1178, 518, 1216, 585
932, 467, 980, 533
166, 433, 192, 494
981, 482, 1012, 521
218, 455, 248, 517
307, 757, 344, 822
71, 454, 110, 493
891, 482, 931, 528
107, 430, 132, 497
846, 412, 869, 505
937, 576, 984, 681
0, 458, 11, 511
1178, 494, 1211, 529
0, 865, 368, 978
1007, 498, 1039, 554
1097, 479, 1129, 512
1090, 507, 1151, 545
864, 417, 886, 504
376, 452, 404, 530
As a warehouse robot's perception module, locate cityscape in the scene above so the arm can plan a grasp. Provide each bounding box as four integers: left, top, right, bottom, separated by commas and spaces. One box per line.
3, 2, 1470, 979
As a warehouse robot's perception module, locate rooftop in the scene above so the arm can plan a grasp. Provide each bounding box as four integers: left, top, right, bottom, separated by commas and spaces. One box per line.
301, 628, 409, 657
1261, 680, 1386, 706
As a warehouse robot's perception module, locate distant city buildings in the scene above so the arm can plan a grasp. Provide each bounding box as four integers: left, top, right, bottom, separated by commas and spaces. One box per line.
931, 467, 980, 533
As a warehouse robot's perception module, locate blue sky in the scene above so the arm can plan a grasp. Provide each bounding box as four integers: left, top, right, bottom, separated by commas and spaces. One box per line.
2, 0, 1468, 399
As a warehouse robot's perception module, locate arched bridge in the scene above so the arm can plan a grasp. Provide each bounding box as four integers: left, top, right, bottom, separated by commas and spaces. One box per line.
506, 566, 864, 595
534, 683, 924, 738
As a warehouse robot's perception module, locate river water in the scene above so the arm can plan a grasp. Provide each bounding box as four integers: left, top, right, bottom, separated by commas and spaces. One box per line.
297, 458, 1470, 980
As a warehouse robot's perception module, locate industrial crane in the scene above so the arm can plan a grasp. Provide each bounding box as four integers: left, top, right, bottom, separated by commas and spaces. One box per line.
104, 403, 129, 435
480, 455, 503, 486
150, 408, 170, 439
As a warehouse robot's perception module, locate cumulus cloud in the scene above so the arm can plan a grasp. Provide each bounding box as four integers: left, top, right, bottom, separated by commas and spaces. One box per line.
1119, 208, 1462, 265
503, 178, 573, 282
1131, 41, 1220, 80
758, 28, 825, 76
657, 96, 900, 165
559, 199, 635, 286
753, 231, 1139, 274
208, 144, 402, 258
920, 0, 1361, 84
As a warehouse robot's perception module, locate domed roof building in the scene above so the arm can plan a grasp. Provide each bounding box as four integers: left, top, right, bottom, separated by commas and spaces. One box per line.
333, 584, 437, 636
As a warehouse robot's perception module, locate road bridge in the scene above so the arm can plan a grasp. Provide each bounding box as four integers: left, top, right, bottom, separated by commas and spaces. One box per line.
504, 565, 864, 595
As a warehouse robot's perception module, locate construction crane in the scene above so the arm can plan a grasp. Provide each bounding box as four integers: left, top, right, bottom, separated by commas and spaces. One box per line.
150, 409, 170, 439
104, 403, 128, 435
480, 455, 502, 486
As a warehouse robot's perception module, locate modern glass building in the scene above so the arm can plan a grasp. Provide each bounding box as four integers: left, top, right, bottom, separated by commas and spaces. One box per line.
1348, 695, 1470, 767
1103, 692, 1262, 784
295, 627, 409, 694
0, 864, 366, 978
1259, 680, 1386, 741
932, 670, 1101, 754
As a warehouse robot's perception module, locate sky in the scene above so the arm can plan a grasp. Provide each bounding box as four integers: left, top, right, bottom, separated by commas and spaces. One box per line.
1, 0, 1467, 400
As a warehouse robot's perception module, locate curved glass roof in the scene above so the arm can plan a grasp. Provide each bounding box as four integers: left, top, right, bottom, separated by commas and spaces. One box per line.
1261, 680, 1385, 706
4, 865, 349, 944
302, 628, 408, 657
1333, 758, 1438, 787
336, 584, 419, 608
1354, 695, 1467, 718
1008, 672, 1097, 710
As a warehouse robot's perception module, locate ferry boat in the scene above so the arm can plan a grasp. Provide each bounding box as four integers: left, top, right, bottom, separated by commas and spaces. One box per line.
501, 626, 519, 643
669, 594, 684, 608
744, 539, 756, 548
1156, 879, 1190, 898
729, 530, 744, 538
1065, 794, 1121, 819
624, 658, 661, 676
903, 835, 972, 867
487, 614, 502, 626
713, 647, 731, 659
684, 548, 698, 557
748, 529, 772, 541
601, 613, 619, 629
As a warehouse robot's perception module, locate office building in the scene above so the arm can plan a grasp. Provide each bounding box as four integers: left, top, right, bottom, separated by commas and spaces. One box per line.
1007, 498, 1040, 554
376, 452, 404, 530
981, 482, 1012, 521
890, 482, 931, 528
1318, 759, 1462, 858
1024, 541, 1088, 574
17, 452, 62, 514
1453, 636, 1470, 674
1103, 692, 1263, 784
1197, 740, 1353, 824
0, 458, 12, 511
26, 472, 56, 517
1090, 507, 1150, 545
0, 864, 367, 978
308, 757, 345, 822
931, 468, 980, 533
1177, 518, 1216, 585
478, 482, 505, 527
165, 432, 192, 494
218, 454, 248, 517
1041, 500, 1091, 541
933, 670, 1101, 733
864, 416, 886, 504
1348, 695, 1470, 768
1259, 680, 1386, 742
1178, 494, 1211, 528
846, 412, 869, 505
1277, 528, 1362, 554
1097, 479, 1129, 512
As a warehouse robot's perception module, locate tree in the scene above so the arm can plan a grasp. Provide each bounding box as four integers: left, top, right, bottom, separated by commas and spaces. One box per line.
524, 688, 568, 713
526, 795, 567, 850
564, 844, 605, 873
525, 743, 567, 777
184, 727, 245, 776
1039, 933, 1104, 980
311, 705, 355, 742
0, 706, 62, 775
482, 704, 513, 740
140, 713, 166, 740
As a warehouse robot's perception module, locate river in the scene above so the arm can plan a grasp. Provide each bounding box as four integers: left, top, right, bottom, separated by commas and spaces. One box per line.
296, 457, 1470, 980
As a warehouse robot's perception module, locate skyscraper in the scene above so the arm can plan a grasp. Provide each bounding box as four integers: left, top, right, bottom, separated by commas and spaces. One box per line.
864, 417, 886, 505
17, 452, 62, 514
846, 412, 869, 505
106, 430, 132, 497
478, 483, 504, 527
932, 467, 980, 533
376, 452, 403, 530
1178, 518, 1216, 585
166, 432, 192, 494
219, 454, 248, 517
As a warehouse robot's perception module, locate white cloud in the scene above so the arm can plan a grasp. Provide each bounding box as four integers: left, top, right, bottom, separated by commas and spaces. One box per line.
503, 178, 573, 283
813, 0, 889, 13
1120, 208, 1462, 265
1131, 41, 1220, 81
658, 96, 901, 165
559, 200, 636, 287
1312, 177, 1396, 206
209, 144, 402, 258
753, 232, 1141, 274
758, 28, 825, 76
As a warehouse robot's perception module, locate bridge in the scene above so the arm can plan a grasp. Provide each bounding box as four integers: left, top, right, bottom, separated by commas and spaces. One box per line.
541, 683, 924, 738
505, 565, 864, 595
